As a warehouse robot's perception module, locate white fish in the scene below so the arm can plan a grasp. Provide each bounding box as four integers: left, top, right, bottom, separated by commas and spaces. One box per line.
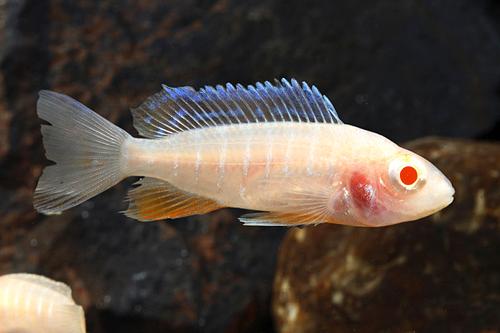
0, 273, 86, 333
33, 79, 454, 226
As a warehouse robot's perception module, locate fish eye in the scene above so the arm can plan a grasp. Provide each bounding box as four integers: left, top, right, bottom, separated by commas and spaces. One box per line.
400, 166, 418, 186
389, 157, 425, 191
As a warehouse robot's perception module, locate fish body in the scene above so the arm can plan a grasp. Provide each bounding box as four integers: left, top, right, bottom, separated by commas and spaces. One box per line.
126, 123, 397, 225
34, 79, 454, 226
0, 274, 86, 333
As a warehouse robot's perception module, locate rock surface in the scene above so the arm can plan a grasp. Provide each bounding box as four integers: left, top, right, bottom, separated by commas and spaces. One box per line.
1, 183, 285, 333
273, 138, 500, 333
0, 0, 499, 332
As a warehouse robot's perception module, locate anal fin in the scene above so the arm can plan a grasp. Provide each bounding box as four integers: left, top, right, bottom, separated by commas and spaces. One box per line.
239, 211, 325, 227
125, 177, 223, 221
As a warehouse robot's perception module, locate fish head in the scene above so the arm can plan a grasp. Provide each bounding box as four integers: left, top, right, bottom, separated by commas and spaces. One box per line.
344, 148, 455, 227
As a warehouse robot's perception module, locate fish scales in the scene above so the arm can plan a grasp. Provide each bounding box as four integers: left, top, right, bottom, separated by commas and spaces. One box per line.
0, 274, 86, 332
33, 79, 454, 226
3, 279, 58, 321
125, 123, 356, 211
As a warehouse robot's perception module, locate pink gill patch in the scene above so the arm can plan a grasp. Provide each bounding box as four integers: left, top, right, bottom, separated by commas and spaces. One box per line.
349, 172, 378, 212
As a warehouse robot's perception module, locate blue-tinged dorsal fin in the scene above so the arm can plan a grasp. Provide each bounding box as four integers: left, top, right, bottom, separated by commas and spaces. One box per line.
131, 78, 342, 138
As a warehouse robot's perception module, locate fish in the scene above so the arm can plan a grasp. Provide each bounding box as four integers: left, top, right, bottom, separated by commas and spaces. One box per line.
0, 273, 86, 333
33, 79, 455, 227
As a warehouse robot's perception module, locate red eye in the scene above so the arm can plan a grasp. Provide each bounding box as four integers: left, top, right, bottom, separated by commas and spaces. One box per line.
400, 166, 418, 185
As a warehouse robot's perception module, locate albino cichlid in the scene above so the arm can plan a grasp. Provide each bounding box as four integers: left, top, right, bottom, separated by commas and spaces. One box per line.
0, 273, 86, 333
33, 79, 454, 227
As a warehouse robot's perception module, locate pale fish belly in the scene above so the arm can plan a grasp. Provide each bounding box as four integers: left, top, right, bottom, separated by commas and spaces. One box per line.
0, 278, 46, 329
0, 274, 85, 333
125, 123, 340, 211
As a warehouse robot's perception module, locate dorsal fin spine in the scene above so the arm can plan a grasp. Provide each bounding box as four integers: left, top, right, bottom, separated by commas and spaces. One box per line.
137, 101, 169, 136
280, 79, 298, 123
294, 79, 317, 123
184, 87, 218, 128
258, 82, 279, 122
295, 79, 315, 123
297, 81, 318, 122
216, 85, 240, 124
265, 80, 290, 121
242, 84, 264, 123
215, 85, 239, 124
248, 84, 272, 122
257, 81, 282, 122
323, 94, 338, 121
279, 79, 303, 123
225, 83, 249, 123
228, 83, 247, 123
163, 86, 201, 131
205, 86, 233, 125
162, 87, 197, 132
197, 88, 222, 126
174, 89, 201, 128
235, 83, 258, 123
154, 93, 185, 134
198, 87, 221, 125
288, 79, 307, 122
270, 80, 289, 121
194, 89, 218, 126
152, 92, 186, 133
313, 85, 333, 123
304, 82, 325, 123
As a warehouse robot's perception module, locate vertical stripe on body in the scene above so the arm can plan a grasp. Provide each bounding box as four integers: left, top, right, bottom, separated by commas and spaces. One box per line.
2, 280, 11, 308
326, 145, 335, 180
172, 150, 179, 177
24, 284, 33, 315
264, 131, 273, 179
239, 137, 251, 198
13, 282, 20, 315
37, 289, 49, 319
216, 138, 227, 191
242, 137, 251, 177
195, 144, 202, 184
283, 131, 295, 176
47, 301, 54, 321
37, 286, 47, 320
306, 130, 319, 176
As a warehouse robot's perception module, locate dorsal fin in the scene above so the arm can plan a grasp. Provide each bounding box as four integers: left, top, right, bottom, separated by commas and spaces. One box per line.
131, 78, 342, 138
124, 177, 223, 221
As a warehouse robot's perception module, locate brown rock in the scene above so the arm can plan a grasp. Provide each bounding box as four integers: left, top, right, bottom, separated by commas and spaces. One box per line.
273, 138, 500, 333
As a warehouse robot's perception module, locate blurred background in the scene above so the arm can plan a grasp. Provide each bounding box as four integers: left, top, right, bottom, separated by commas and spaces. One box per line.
0, 0, 499, 332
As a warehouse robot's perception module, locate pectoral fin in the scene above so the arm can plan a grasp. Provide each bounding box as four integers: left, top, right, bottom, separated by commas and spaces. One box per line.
240, 176, 338, 226
124, 177, 223, 221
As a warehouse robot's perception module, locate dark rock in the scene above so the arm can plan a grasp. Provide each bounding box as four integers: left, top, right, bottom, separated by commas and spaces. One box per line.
272, 138, 500, 333
3, 183, 284, 333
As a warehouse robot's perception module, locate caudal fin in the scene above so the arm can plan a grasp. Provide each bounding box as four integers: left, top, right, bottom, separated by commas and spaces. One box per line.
34, 90, 131, 215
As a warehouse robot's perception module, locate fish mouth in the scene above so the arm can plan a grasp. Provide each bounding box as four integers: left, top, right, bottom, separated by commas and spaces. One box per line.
440, 184, 455, 210
426, 179, 455, 216
444, 194, 455, 207
417, 194, 454, 219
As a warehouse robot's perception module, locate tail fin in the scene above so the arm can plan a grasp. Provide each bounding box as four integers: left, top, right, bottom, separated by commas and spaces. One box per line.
34, 90, 131, 215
